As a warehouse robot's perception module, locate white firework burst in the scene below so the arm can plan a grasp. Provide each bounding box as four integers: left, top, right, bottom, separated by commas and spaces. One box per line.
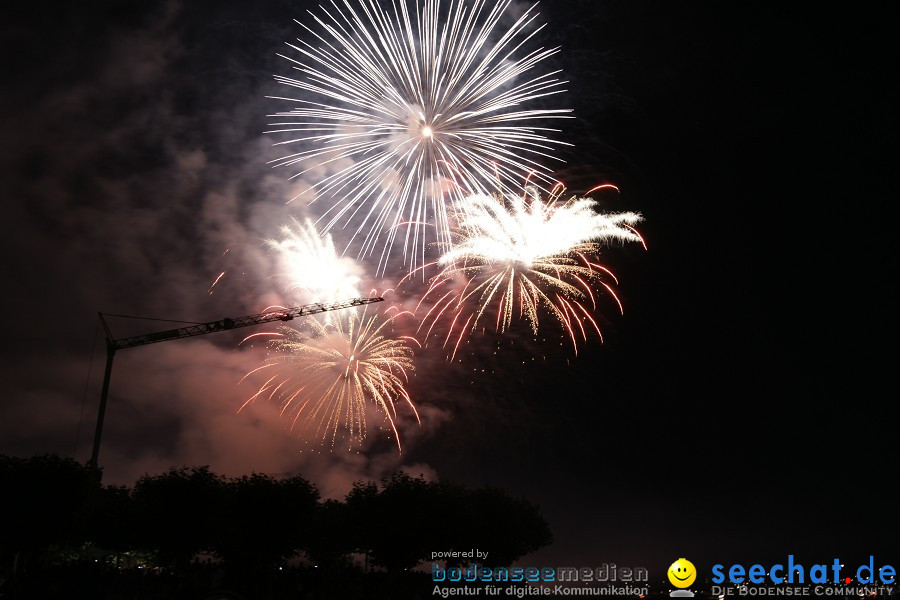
267, 0, 571, 271
415, 185, 643, 358
266, 217, 363, 313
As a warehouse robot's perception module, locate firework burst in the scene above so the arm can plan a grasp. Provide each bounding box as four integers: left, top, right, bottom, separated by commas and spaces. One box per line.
268, 0, 571, 271
267, 217, 363, 313
412, 185, 643, 359
241, 305, 419, 451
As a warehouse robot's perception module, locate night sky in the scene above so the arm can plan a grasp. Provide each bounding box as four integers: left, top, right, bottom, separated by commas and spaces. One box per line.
2, 0, 896, 582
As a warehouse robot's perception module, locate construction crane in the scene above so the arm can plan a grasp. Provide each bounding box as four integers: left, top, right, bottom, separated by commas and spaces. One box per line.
88, 297, 383, 471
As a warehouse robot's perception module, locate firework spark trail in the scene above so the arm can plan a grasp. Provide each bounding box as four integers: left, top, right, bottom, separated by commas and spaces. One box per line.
207, 271, 226, 294
411, 186, 643, 359
266, 217, 363, 316
240, 304, 419, 452
268, 0, 571, 272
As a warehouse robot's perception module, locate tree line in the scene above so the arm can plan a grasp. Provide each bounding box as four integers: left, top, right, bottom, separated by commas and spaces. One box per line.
0, 454, 552, 599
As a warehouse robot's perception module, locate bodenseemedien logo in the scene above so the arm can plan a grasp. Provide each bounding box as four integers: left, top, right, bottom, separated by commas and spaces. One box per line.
669, 558, 697, 598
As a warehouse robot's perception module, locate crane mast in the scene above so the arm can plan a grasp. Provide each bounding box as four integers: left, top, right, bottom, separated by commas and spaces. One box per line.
88, 297, 383, 471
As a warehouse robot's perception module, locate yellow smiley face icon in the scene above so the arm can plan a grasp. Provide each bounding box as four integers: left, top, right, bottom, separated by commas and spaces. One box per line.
668, 558, 697, 588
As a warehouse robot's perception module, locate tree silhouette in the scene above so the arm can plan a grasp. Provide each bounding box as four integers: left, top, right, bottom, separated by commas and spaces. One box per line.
305, 498, 355, 570
345, 473, 552, 573
458, 486, 553, 567
132, 466, 225, 569
367, 473, 441, 572
0, 456, 554, 598
88, 484, 136, 556
0, 454, 100, 580
344, 480, 380, 570
215, 473, 318, 570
